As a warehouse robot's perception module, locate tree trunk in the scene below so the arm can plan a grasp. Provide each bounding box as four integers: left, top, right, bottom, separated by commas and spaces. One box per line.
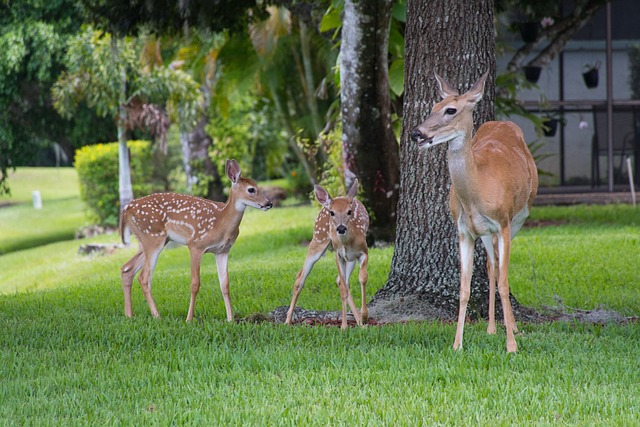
187, 115, 224, 201
340, 0, 400, 243
114, 37, 133, 245
372, 0, 500, 320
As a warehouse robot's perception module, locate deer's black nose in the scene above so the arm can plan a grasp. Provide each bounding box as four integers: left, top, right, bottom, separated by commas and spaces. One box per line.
336, 225, 347, 235
410, 129, 424, 142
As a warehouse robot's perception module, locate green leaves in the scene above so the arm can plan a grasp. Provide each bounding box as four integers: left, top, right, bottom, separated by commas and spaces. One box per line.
52, 27, 202, 132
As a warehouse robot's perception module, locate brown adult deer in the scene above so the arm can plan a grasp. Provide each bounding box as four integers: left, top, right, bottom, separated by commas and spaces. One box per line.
410, 71, 538, 352
285, 179, 369, 329
120, 159, 273, 322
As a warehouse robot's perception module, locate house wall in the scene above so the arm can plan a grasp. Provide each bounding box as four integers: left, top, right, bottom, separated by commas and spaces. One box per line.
497, 0, 640, 188
498, 40, 638, 187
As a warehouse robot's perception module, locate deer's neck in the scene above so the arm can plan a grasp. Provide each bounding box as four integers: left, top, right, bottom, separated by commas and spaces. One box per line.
219, 192, 246, 230
447, 123, 479, 198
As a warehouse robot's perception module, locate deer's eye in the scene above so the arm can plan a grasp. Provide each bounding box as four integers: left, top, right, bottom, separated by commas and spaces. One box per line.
248, 188, 256, 194
445, 107, 457, 115
347, 210, 352, 216
330, 211, 335, 216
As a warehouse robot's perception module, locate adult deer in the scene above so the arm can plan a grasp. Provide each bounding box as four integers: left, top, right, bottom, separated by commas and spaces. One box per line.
120, 159, 273, 322
410, 71, 538, 352
285, 180, 369, 329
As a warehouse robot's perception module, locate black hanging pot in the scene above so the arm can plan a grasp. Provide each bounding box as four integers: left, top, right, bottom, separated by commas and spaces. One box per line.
542, 118, 559, 137
523, 66, 542, 83
518, 22, 539, 43
582, 62, 600, 88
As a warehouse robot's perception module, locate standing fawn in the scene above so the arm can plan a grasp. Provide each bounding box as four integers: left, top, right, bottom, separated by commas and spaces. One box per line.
285, 179, 369, 329
410, 71, 538, 352
120, 159, 273, 322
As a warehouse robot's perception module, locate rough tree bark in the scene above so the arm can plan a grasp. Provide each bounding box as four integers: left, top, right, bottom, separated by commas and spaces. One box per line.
371, 0, 505, 321
340, 0, 400, 243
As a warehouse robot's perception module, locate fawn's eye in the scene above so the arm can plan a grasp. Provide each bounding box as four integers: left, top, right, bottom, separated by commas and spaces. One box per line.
445, 107, 457, 115
347, 210, 352, 216
248, 188, 256, 194
330, 211, 335, 216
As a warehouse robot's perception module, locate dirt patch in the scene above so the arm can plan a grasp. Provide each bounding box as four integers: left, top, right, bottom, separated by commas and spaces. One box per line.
268, 298, 635, 327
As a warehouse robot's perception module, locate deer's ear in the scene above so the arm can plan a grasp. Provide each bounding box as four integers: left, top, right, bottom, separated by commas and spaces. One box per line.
314, 185, 331, 208
226, 159, 241, 184
435, 73, 459, 99
466, 70, 490, 104
346, 178, 359, 200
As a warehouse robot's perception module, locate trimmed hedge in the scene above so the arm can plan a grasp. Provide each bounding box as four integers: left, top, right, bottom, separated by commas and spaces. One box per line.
75, 141, 159, 226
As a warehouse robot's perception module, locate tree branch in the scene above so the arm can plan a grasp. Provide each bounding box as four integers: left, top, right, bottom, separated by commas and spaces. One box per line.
506, 0, 607, 72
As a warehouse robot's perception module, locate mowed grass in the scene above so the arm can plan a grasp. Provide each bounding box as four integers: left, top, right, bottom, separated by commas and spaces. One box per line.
1, 168, 639, 425
0, 168, 87, 254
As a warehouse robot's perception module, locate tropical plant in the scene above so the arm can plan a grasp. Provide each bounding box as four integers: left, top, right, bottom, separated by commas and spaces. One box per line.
0, 0, 114, 195
52, 27, 202, 232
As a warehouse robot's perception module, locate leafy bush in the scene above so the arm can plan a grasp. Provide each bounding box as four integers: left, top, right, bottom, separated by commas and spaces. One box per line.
74, 141, 160, 226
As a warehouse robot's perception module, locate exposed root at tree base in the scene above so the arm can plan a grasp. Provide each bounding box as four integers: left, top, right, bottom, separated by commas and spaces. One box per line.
267, 295, 636, 327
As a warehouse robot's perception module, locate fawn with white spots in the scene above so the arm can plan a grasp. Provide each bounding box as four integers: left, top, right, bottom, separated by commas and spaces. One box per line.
119, 159, 273, 322
285, 179, 369, 329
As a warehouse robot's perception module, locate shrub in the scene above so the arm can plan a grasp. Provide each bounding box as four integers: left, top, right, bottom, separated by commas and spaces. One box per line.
74, 141, 160, 226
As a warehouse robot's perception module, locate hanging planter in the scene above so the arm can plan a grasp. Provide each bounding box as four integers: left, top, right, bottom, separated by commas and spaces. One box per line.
518, 22, 539, 43
582, 61, 600, 89
523, 65, 542, 83
542, 117, 560, 137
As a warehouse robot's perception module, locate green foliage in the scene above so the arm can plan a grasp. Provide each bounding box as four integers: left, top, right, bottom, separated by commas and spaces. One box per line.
0, 0, 114, 195
78, 0, 262, 37
285, 166, 314, 198
207, 97, 288, 180
315, 123, 346, 199
52, 27, 202, 130
74, 141, 160, 226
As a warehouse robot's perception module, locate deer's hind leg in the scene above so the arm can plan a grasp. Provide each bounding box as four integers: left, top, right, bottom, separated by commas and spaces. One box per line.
122, 249, 145, 318
137, 236, 168, 318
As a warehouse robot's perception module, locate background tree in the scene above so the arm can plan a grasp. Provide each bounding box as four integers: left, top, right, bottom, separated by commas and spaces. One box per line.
372, 0, 499, 320
52, 29, 201, 240
340, 0, 400, 242
0, 0, 114, 195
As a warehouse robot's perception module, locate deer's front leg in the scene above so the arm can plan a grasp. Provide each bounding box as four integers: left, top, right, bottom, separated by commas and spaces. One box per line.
342, 259, 363, 327
358, 253, 369, 323
481, 234, 498, 335
186, 247, 205, 322
215, 252, 233, 322
335, 256, 362, 329
497, 228, 518, 353
286, 240, 329, 325
138, 241, 165, 318
453, 232, 475, 351
121, 249, 145, 318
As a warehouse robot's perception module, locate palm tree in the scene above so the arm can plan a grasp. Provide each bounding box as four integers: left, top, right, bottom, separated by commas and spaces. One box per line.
52, 28, 201, 242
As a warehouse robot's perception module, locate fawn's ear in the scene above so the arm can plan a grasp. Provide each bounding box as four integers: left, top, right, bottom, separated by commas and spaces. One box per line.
346, 178, 359, 201
314, 185, 331, 208
226, 159, 241, 184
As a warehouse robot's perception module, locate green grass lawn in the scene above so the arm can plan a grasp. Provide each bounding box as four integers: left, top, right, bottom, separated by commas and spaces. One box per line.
0, 167, 88, 254
0, 168, 639, 425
